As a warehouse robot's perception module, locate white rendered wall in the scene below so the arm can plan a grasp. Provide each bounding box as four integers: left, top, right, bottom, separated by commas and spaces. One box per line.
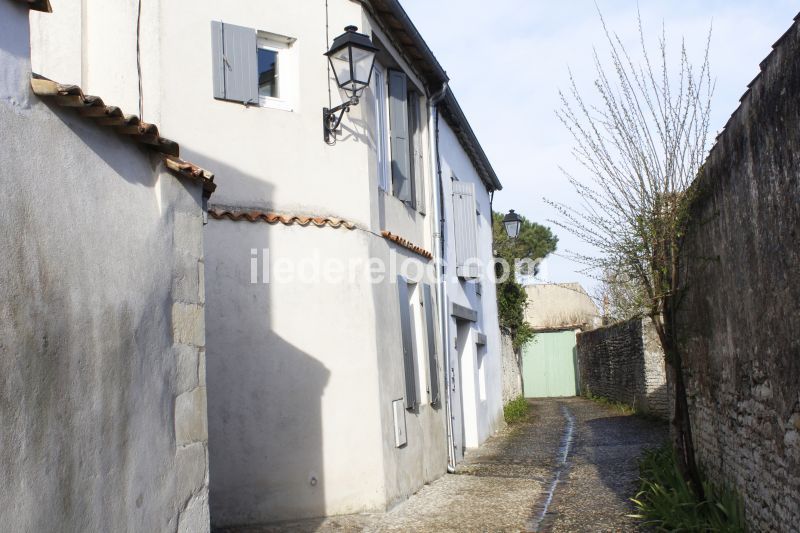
204, 220, 388, 525
438, 118, 505, 451
27, 0, 459, 522
1, 4, 209, 530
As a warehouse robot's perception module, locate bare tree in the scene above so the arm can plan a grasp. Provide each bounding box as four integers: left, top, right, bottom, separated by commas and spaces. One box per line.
594, 266, 648, 322
548, 12, 713, 497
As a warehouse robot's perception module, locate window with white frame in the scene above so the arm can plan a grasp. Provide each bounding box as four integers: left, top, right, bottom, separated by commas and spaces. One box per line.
410, 283, 430, 405
398, 277, 419, 410
257, 38, 280, 99
211, 21, 296, 111
477, 345, 487, 402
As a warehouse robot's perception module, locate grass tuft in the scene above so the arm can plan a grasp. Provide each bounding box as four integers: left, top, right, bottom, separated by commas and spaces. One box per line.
583, 391, 636, 415
503, 395, 529, 424
631, 444, 747, 532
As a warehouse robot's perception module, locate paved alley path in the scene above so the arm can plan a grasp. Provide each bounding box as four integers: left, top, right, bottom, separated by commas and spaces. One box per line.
217, 398, 668, 533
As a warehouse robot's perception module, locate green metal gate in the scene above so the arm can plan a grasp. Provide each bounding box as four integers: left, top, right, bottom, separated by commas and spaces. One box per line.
522, 330, 579, 397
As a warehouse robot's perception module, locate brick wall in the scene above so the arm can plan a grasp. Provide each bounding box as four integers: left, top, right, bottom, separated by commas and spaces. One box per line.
576, 318, 668, 419
675, 14, 800, 531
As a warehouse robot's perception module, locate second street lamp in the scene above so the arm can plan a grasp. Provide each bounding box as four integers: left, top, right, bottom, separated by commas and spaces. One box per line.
503, 209, 522, 239
323, 26, 379, 143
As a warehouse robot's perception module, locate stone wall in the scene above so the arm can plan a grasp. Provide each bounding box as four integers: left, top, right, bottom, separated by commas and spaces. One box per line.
576, 318, 668, 418
500, 332, 523, 404
675, 14, 800, 531
0, 3, 210, 530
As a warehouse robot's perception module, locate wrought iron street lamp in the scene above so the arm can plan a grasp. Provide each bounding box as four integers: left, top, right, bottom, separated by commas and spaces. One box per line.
323, 26, 379, 143
503, 209, 522, 239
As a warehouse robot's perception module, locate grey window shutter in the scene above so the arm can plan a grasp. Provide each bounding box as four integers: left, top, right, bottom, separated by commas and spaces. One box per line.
423, 283, 440, 407
211, 21, 258, 104
397, 278, 418, 410
211, 22, 225, 99
408, 94, 426, 214
452, 181, 480, 278
388, 70, 412, 203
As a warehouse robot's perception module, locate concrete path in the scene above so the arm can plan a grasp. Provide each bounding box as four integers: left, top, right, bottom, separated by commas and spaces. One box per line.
216, 398, 668, 533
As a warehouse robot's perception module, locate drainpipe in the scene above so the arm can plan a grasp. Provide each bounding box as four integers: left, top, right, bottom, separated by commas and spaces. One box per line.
427, 82, 457, 473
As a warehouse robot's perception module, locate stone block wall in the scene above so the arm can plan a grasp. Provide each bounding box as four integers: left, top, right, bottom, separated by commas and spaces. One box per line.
675, 14, 800, 531
171, 208, 211, 532
576, 318, 668, 418
500, 332, 523, 404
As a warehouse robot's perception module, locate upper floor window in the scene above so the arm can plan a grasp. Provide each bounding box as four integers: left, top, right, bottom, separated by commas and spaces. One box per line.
211, 21, 296, 111
373, 63, 426, 214
257, 41, 279, 99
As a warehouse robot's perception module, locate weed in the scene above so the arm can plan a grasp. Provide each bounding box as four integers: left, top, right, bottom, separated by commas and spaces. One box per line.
503, 396, 529, 424
630, 444, 746, 532
583, 391, 636, 415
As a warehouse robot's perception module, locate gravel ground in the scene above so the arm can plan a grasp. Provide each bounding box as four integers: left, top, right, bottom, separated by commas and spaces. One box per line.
216, 398, 668, 533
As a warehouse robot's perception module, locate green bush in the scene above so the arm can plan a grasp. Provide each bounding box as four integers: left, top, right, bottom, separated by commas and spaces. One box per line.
631, 445, 746, 532
503, 396, 529, 424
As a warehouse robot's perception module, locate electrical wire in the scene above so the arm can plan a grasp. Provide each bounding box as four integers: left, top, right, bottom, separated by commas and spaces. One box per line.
325, 0, 332, 110
324, 0, 338, 145
136, 0, 143, 119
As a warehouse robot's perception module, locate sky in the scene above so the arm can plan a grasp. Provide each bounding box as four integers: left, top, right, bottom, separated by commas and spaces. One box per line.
399, 0, 798, 296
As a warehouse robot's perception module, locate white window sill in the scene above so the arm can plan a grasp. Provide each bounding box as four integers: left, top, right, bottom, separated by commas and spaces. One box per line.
258, 96, 293, 112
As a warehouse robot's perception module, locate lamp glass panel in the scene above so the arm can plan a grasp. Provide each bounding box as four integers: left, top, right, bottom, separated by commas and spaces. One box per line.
351, 47, 376, 85
329, 48, 353, 89
504, 220, 521, 239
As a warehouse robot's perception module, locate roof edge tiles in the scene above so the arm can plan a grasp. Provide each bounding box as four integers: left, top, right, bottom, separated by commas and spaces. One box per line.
30, 76, 216, 195
14, 0, 51, 12
209, 207, 356, 230
360, 0, 502, 191
381, 230, 433, 260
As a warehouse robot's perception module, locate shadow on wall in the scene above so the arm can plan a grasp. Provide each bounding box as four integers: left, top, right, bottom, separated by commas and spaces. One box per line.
0, 98, 201, 531
185, 152, 331, 529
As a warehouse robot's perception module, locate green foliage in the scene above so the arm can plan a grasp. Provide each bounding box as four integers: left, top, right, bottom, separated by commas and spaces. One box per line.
503, 396, 529, 424
631, 445, 747, 532
496, 278, 536, 351
583, 390, 635, 415
492, 212, 558, 277
492, 212, 557, 351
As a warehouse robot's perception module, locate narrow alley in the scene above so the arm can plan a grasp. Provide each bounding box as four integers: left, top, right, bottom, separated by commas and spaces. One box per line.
218, 398, 668, 533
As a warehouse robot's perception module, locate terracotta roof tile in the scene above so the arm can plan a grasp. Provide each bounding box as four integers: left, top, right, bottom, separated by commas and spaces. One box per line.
30, 76, 216, 195
381, 230, 433, 260
209, 208, 356, 230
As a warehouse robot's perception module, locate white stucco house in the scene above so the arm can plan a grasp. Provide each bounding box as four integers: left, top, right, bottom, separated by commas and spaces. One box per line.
2, 1, 214, 531
29, 0, 505, 526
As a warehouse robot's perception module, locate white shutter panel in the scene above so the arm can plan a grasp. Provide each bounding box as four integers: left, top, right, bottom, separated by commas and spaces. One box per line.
388, 70, 412, 203
397, 278, 418, 410
452, 181, 480, 278
212, 22, 258, 104
409, 95, 425, 214
374, 67, 390, 192
211, 22, 225, 99
423, 284, 440, 407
